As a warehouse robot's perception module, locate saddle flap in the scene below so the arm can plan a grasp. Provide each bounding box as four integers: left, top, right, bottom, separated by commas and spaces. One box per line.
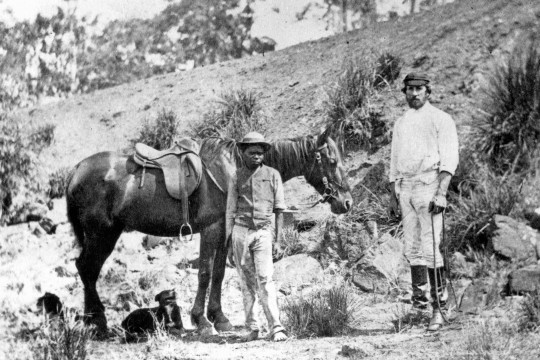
159, 153, 202, 200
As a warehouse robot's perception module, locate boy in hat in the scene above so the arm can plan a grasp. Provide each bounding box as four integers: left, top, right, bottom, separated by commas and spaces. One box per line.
226, 132, 288, 342
388, 72, 459, 331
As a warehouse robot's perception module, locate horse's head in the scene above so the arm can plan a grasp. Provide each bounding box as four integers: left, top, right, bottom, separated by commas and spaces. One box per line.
304, 130, 353, 214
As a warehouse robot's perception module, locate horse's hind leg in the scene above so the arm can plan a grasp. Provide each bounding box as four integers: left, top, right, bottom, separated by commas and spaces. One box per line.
206, 220, 233, 331
190, 223, 216, 334
75, 223, 123, 335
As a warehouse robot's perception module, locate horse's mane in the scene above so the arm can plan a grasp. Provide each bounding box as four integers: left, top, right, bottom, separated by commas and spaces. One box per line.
199, 135, 321, 181
199, 137, 242, 165
264, 136, 317, 178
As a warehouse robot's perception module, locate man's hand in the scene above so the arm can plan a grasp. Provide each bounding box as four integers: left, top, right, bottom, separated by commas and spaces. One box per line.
388, 182, 401, 219
429, 194, 447, 214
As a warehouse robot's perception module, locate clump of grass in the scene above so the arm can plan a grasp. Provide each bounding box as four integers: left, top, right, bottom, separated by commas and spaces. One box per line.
391, 304, 429, 333
193, 89, 269, 141
31, 309, 93, 360
133, 108, 179, 150
47, 167, 72, 199
29, 123, 56, 150
273, 227, 306, 261
138, 270, 163, 291
282, 284, 357, 338
324, 54, 394, 152
518, 291, 540, 332
373, 52, 402, 89
477, 35, 540, 175
441, 318, 540, 359
446, 155, 523, 251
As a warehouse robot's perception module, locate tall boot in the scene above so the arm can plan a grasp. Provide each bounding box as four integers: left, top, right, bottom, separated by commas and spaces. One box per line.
410, 265, 428, 310
428, 267, 447, 331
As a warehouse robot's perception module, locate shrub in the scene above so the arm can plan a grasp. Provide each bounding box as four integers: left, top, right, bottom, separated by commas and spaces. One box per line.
133, 109, 179, 150
0, 115, 53, 222
476, 35, 540, 175
193, 89, 269, 141
48, 167, 72, 199
31, 310, 92, 360
324, 56, 390, 152
282, 285, 355, 337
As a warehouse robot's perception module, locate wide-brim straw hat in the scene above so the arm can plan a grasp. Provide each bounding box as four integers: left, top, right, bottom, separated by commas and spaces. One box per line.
237, 132, 271, 152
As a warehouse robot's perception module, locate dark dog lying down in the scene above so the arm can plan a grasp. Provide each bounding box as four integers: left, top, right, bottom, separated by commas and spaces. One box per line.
37, 292, 65, 320
121, 289, 183, 338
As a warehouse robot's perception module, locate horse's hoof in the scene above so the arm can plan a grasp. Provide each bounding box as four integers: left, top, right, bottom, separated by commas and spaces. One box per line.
199, 326, 218, 336
214, 321, 233, 332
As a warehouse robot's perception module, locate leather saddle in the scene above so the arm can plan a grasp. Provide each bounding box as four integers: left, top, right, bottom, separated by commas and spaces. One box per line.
133, 138, 202, 199
133, 138, 203, 240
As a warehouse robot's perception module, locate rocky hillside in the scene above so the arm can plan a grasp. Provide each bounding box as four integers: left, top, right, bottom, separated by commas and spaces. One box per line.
13, 0, 538, 172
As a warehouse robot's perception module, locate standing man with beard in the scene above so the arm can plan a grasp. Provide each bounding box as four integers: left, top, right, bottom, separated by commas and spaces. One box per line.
226, 132, 288, 342
388, 72, 459, 331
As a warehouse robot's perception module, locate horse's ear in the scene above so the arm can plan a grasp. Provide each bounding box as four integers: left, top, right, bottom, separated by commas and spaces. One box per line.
317, 127, 330, 146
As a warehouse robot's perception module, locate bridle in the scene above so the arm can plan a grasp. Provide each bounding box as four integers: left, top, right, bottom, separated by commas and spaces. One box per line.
306, 143, 346, 205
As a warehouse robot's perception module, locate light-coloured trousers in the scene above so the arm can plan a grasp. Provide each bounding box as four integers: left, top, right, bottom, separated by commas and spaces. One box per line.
397, 177, 444, 268
232, 224, 284, 333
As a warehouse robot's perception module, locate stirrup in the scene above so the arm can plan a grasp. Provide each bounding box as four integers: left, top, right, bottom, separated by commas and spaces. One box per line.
179, 223, 193, 242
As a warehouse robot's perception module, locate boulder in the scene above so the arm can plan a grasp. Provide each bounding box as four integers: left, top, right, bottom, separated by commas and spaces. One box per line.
459, 277, 504, 314
352, 234, 410, 294
489, 215, 538, 262
351, 161, 389, 203
273, 254, 323, 295
322, 218, 375, 263
507, 265, 540, 294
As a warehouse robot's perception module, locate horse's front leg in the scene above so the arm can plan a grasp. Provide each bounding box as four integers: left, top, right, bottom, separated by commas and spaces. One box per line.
207, 219, 233, 331
190, 222, 217, 334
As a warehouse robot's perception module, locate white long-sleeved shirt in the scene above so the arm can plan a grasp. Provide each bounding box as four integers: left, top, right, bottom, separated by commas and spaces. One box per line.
389, 101, 459, 183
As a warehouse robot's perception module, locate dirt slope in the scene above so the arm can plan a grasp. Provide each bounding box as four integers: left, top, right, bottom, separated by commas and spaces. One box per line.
13, 0, 540, 171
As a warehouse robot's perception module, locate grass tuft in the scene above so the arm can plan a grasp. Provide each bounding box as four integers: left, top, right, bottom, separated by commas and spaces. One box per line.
391, 304, 429, 333
133, 109, 179, 150
273, 227, 306, 261
477, 35, 540, 175
31, 309, 93, 360
518, 291, 540, 332
282, 284, 357, 338
193, 89, 269, 141
47, 167, 72, 199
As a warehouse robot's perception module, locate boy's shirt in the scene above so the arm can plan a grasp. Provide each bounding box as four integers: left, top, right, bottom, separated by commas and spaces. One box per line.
226, 164, 286, 236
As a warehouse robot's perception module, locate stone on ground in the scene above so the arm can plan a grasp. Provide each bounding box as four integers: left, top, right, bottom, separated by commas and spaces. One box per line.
273, 254, 323, 295
507, 264, 540, 294
489, 215, 539, 262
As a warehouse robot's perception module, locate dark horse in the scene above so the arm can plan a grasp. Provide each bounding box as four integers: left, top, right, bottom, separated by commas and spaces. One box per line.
66, 130, 353, 335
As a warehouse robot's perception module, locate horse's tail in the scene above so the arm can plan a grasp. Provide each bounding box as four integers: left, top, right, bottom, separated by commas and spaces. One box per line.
66, 163, 85, 248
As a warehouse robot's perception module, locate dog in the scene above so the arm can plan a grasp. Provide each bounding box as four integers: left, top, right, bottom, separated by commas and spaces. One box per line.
36, 292, 65, 321
121, 289, 183, 340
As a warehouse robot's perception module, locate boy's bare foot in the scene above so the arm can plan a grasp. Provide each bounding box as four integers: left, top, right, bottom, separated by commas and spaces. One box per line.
271, 329, 287, 342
